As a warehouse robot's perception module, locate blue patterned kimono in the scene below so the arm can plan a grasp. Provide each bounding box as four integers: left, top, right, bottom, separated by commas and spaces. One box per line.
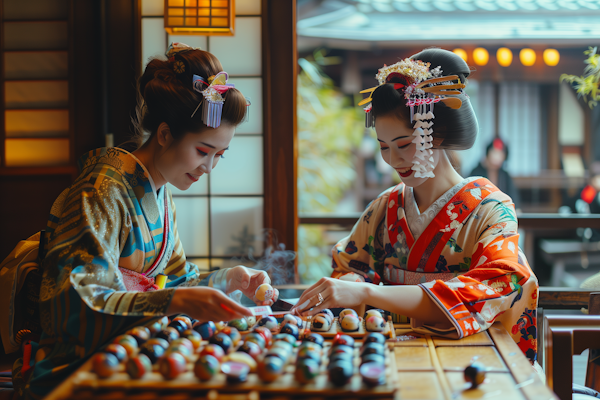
25, 147, 215, 398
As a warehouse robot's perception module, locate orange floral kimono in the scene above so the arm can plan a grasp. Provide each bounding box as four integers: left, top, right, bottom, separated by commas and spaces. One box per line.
331, 177, 538, 362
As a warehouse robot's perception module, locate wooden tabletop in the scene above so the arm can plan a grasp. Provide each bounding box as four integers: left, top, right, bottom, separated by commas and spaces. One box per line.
46, 321, 557, 400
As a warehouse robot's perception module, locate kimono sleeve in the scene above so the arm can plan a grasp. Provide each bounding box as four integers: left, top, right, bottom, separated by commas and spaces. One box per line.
44, 178, 176, 317
415, 194, 538, 340
162, 189, 215, 288
331, 193, 389, 284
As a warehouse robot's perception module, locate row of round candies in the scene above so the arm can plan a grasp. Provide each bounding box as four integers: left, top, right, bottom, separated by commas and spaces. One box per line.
359, 332, 387, 386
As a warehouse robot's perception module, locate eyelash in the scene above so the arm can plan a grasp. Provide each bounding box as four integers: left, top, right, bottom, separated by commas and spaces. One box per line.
380, 144, 410, 151
197, 149, 226, 159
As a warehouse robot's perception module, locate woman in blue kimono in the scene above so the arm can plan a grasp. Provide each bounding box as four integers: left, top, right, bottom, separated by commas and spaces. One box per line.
19, 43, 277, 398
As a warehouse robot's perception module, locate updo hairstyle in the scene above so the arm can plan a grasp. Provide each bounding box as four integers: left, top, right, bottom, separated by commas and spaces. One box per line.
133, 49, 247, 147
370, 48, 478, 150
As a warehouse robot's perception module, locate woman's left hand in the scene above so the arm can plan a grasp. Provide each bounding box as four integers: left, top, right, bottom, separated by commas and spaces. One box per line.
226, 266, 280, 306
291, 277, 369, 317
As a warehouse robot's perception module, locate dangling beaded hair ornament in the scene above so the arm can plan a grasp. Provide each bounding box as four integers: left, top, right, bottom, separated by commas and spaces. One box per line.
165, 42, 251, 128
358, 59, 465, 178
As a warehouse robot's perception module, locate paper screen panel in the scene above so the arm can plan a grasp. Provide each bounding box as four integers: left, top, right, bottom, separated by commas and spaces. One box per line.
210, 17, 261, 76
4, 21, 68, 50
5, 138, 69, 166
228, 78, 262, 134
141, 0, 164, 16
210, 197, 263, 256
4, 51, 68, 80
5, 81, 68, 109
168, 177, 208, 195
5, 109, 69, 138
171, 196, 209, 257
3, 0, 68, 20
142, 18, 167, 69
236, 0, 261, 15
210, 135, 263, 195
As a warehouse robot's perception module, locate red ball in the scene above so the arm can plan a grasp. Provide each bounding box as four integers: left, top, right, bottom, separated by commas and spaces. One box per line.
159, 352, 187, 380
200, 344, 225, 362
93, 353, 120, 378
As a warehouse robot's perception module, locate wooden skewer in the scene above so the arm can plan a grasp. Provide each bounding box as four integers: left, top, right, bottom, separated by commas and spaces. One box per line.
422, 84, 465, 92
360, 86, 378, 94
440, 97, 463, 109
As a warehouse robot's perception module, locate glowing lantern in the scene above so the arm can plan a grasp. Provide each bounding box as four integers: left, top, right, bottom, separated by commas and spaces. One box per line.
496, 47, 513, 67
164, 0, 235, 36
543, 49, 560, 66
519, 48, 536, 66
453, 48, 468, 62
472, 48, 489, 66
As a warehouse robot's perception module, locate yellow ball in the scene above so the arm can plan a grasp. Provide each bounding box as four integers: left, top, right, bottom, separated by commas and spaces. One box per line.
255, 283, 274, 301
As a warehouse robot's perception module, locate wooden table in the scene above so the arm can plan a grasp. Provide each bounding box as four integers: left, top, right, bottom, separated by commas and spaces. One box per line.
46, 321, 556, 400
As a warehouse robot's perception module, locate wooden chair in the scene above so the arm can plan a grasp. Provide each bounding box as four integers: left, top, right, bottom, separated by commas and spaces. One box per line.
543, 292, 600, 400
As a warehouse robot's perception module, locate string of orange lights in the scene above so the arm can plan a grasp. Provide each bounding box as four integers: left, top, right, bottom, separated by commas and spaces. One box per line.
452, 48, 560, 67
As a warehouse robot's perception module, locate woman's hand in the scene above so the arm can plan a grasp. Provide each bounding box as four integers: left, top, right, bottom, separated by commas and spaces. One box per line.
226, 266, 280, 306
291, 277, 369, 317
168, 286, 252, 323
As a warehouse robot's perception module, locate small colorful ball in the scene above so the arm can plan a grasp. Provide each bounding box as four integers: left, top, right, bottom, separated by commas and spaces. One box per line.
239, 341, 261, 360
168, 319, 188, 335
464, 362, 486, 388
112, 334, 138, 356
295, 358, 320, 384
329, 352, 353, 364
200, 343, 225, 362
139, 342, 166, 364
340, 315, 360, 332
253, 326, 273, 347
209, 332, 233, 354
146, 337, 170, 350
220, 326, 241, 346
299, 341, 322, 356
103, 344, 127, 363
148, 320, 163, 336
339, 309, 358, 319
316, 311, 333, 325
126, 327, 151, 346
194, 354, 220, 381
303, 333, 324, 347
329, 344, 354, 359
273, 333, 296, 346
172, 315, 193, 330
296, 346, 321, 365
328, 359, 354, 386
265, 347, 290, 362
126, 353, 153, 379
246, 316, 257, 326
360, 343, 385, 357
228, 318, 249, 332
310, 315, 331, 332
255, 283, 274, 302
257, 316, 278, 332
320, 309, 334, 320
363, 332, 386, 346
364, 309, 384, 320
193, 321, 217, 339
159, 352, 187, 380
258, 357, 285, 383
165, 343, 193, 362
181, 329, 202, 351
224, 352, 257, 372
93, 353, 119, 378
158, 316, 170, 330
271, 340, 293, 355
243, 332, 266, 350
280, 323, 299, 340
282, 314, 302, 327
360, 353, 385, 366
366, 315, 386, 332
221, 361, 250, 383
156, 327, 179, 343
333, 334, 355, 348
360, 361, 386, 386
171, 338, 194, 353
215, 321, 227, 331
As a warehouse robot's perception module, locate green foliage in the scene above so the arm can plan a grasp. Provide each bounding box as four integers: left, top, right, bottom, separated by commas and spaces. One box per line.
296, 51, 364, 283
560, 47, 600, 108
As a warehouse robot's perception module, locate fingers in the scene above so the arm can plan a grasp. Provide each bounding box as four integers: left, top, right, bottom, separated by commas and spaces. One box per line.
299, 286, 332, 317
216, 292, 252, 319
291, 278, 327, 313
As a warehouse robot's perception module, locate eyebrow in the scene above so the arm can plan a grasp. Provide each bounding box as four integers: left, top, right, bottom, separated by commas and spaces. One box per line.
377, 136, 410, 143
199, 142, 215, 149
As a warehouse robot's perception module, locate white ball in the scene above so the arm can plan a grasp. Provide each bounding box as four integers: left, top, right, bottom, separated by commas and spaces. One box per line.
339, 309, 358, 319
366, 315, 386, 332
340, 315, 360, 332
311, 315, 331, 332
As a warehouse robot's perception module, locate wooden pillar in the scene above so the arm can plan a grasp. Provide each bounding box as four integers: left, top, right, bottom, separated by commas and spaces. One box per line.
262, 0, 298, 283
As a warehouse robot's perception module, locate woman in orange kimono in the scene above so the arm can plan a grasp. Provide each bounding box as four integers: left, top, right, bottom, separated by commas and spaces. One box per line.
293, 48, 538, 363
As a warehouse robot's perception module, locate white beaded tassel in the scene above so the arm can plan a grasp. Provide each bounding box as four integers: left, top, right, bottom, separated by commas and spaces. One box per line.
410, 104, 435, 178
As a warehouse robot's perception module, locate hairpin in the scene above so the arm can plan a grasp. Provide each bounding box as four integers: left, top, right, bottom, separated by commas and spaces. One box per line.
165, 42, 201, 60
191, 72, 235, 128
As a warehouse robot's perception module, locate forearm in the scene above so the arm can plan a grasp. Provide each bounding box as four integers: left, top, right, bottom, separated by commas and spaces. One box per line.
364, 284, 447, 325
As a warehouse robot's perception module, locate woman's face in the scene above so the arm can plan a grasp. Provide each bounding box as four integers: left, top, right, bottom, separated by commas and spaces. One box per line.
158, 123, 235, 191
375, 114, 440, 188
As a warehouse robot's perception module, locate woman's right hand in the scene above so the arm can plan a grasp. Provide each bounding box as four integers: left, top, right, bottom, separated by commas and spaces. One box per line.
167, 286, 252, 323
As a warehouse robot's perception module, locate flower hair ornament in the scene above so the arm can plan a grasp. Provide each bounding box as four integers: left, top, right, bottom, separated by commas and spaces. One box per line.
191, 72, 235, 128
359, 59, 465, 178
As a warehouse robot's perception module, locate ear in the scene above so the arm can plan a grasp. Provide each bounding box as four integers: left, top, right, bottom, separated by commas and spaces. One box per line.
156, 122, 173, 148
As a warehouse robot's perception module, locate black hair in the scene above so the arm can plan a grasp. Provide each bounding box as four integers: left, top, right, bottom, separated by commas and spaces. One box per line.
132, 49, 247, 147
370, 48, 478, 150
486, 138, 509, 161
